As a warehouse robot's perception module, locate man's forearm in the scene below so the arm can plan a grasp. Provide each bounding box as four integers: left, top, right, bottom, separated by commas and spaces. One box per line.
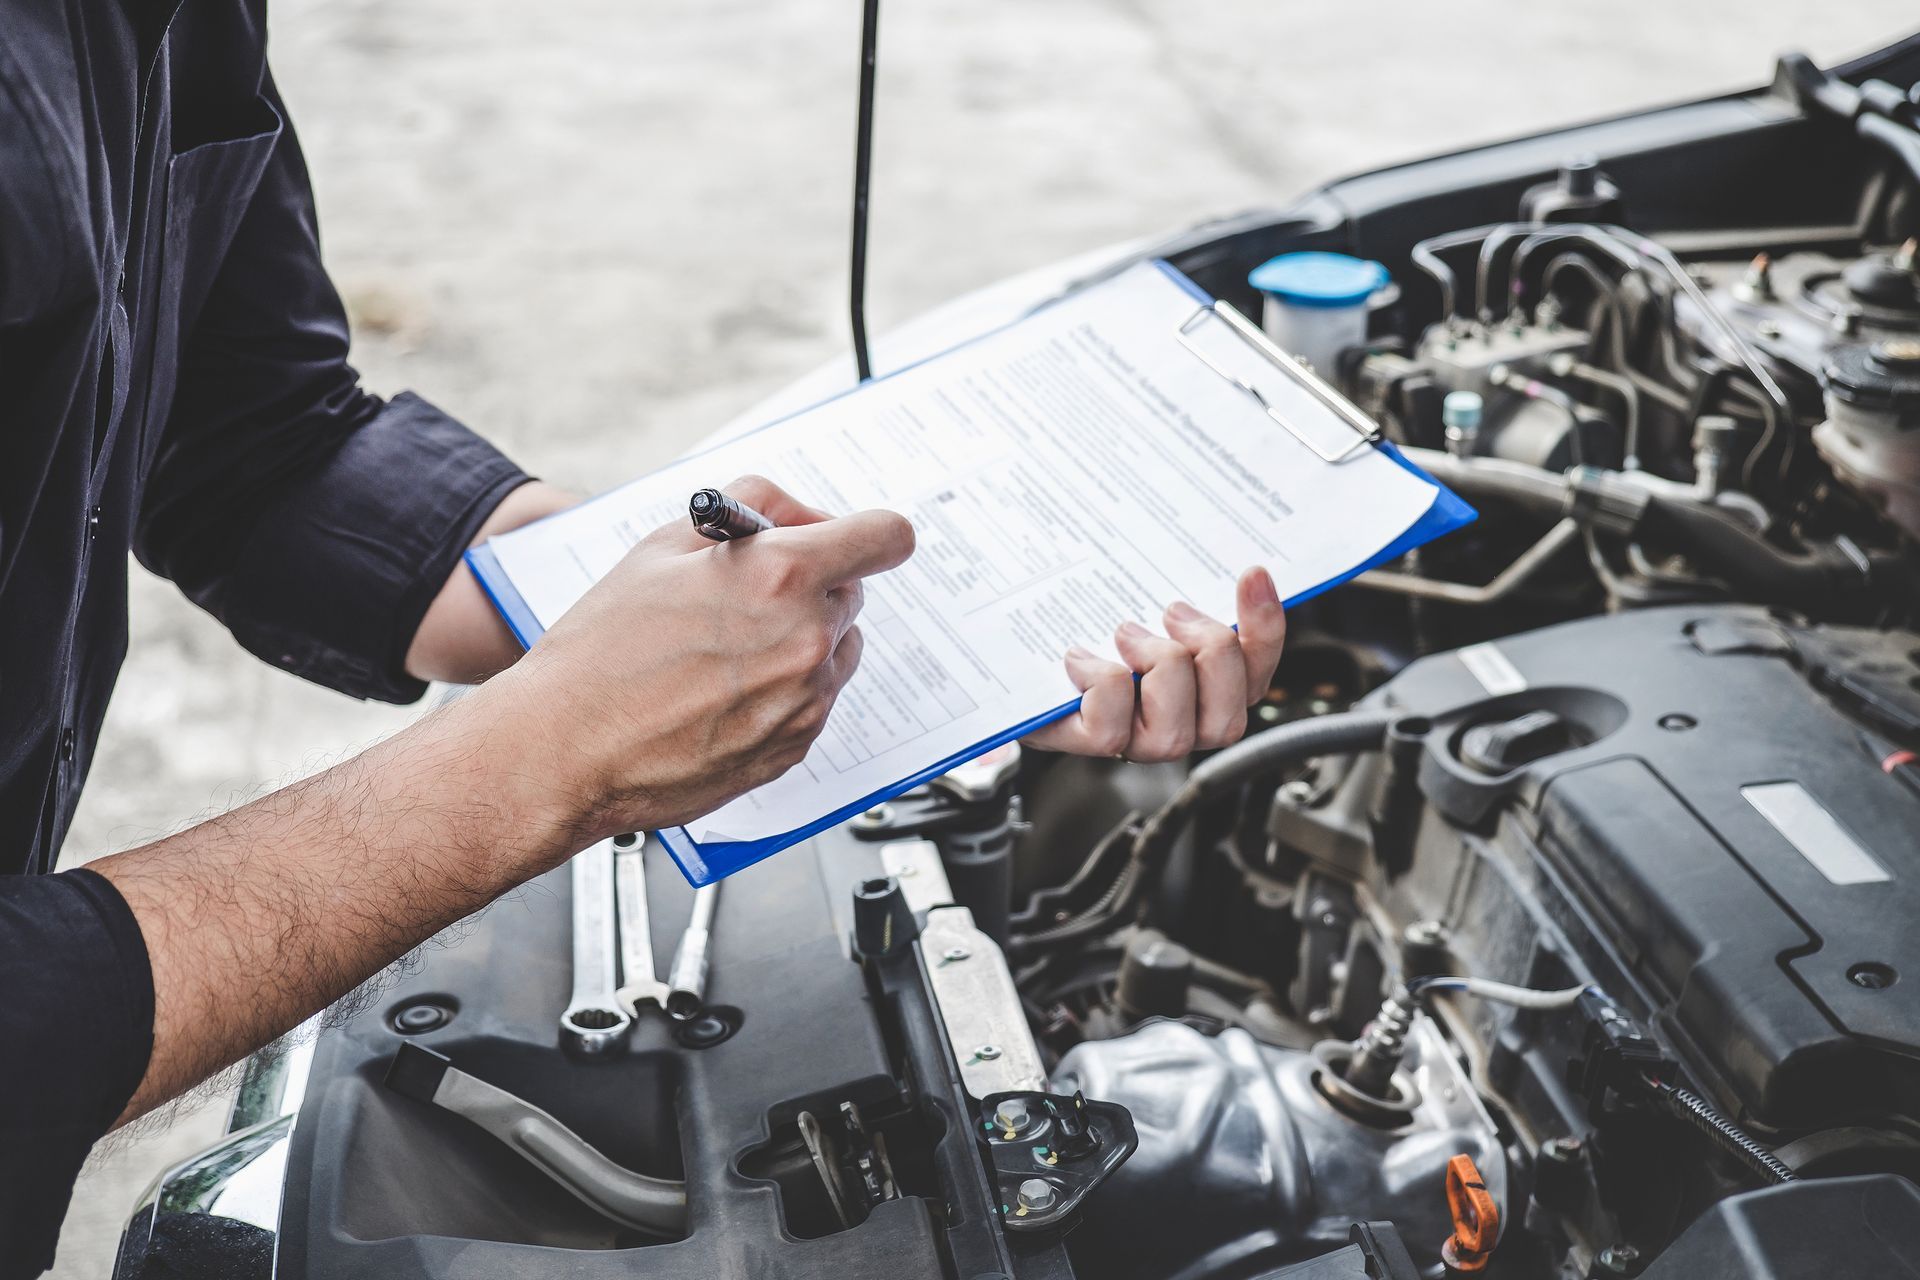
93, 681, 577, 1123
404, 480, 578, 685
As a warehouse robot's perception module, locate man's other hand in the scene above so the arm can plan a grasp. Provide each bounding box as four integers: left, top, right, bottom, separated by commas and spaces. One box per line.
1024, 567, 1286, 762
496, 476, 915, 841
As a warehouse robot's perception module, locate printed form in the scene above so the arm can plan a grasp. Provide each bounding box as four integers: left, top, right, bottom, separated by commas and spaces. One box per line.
481, 262, 1443, 849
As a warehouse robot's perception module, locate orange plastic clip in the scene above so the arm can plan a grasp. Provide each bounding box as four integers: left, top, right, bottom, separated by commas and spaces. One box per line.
1440, 1153, 1500, 1273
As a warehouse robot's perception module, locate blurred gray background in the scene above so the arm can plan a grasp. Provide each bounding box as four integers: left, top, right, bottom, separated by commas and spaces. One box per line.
52, 0, 1912, 1273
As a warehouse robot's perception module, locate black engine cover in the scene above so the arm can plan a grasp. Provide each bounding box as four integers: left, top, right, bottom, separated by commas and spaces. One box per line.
1304, 606, 1920, 1137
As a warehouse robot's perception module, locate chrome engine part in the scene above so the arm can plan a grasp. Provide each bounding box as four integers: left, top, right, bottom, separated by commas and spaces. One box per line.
1052, 1018, 1504, 1279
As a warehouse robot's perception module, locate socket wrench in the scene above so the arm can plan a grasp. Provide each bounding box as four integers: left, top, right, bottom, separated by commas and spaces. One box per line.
559, 839, 631, 1056
665, 882, 719, 1020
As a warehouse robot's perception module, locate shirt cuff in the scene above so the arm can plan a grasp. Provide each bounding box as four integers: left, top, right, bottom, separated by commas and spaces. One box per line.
223, 392, 530, 703
0, 868, 155, 1273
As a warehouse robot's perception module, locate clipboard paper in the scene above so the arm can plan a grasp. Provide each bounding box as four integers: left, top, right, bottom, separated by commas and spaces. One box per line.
467, 260, 1475, 885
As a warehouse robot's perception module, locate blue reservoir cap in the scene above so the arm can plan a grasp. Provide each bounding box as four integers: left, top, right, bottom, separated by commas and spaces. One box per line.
1248, 252, 1390, 310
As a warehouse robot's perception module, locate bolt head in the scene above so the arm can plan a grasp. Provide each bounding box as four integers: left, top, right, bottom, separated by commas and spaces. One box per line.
1016, 1178, 1058, 1212
974, 1044, 1002, 1061
994, 1098, 1031, 1132
943, 946, 971, 963
1599, 1243, 1641, 1273
1542, 1135, 1583, 1163
392, 1002, 451, 1035
853, 804, 895, 829
1873, 338, 1920, 368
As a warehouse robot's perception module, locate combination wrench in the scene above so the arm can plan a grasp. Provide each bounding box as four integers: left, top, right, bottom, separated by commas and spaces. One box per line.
613, 837, 670, 1017
558, 839, 632, 1056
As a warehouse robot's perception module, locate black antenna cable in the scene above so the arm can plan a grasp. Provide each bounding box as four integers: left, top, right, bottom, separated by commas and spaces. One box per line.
849, 0, 880, 381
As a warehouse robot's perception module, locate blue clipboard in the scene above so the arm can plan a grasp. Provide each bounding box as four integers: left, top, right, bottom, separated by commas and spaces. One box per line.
467, 259, 1476, 885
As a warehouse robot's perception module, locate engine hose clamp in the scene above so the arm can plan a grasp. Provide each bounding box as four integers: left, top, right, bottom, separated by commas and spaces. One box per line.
1563, 467, 1651, 537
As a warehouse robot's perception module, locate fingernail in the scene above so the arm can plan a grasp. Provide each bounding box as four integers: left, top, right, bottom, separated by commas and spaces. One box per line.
1063, 646, 1104, 689
1117, 620, 1150, 640
1165, 601, 1202, 623
1248, 568, 1280, 606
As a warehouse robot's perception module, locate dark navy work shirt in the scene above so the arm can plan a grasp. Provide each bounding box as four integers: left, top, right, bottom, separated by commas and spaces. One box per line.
1, 2, 529, 1270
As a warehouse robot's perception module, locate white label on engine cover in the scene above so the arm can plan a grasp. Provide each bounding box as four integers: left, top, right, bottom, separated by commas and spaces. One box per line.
1742, 782, 1891, 885
1458, 642, 1527, 696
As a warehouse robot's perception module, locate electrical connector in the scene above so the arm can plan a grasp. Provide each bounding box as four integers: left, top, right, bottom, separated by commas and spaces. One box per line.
1566, 989, 1673, 1120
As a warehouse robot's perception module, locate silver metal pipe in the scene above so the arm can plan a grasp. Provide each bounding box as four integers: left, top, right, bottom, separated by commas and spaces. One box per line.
1351, 518, 1581, 604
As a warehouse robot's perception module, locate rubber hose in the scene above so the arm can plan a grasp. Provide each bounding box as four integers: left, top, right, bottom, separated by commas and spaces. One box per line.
1012, 710, 1394, 954
1404, 448, 1890, 607
1860, 113, 1920, 189
1632, 495, 1881, 607
1401, 447, 1567, 516
1128, 709, 1396, 885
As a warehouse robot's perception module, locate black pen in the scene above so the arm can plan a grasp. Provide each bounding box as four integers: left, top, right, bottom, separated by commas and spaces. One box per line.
689, 488, 777, 541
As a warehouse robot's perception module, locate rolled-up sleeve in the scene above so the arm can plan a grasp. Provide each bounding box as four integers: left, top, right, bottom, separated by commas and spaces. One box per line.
135, 72, 528, 704
0, 869, 154, 1277
179, 391, 527, 704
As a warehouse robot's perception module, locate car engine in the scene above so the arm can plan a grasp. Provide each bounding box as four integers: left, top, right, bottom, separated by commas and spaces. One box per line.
119, 47, 1920, 1280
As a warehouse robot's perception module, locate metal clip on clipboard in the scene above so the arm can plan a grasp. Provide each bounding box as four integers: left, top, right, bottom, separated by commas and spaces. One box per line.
1175, 301, 1383, 463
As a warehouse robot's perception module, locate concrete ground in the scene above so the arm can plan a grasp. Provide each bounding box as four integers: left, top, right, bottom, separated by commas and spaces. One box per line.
50, 1, 1912, 1273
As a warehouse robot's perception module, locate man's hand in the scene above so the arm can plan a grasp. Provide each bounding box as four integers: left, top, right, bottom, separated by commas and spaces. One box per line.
1023, 567, 1286, 761
98, 476, 912, 1122
502, 476, 915, 839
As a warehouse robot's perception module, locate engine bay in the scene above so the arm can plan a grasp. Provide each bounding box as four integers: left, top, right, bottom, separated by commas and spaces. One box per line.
120, 45, 1920, 1280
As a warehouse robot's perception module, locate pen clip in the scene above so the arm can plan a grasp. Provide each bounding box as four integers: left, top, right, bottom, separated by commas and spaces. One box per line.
1175, 302, 1383, 464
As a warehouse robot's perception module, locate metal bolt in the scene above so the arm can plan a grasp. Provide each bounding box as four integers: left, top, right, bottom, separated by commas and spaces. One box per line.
1598, 1244, 1641, 1274
1542, 1136, 1583, 1163
1404, 919, 1447, 948
1279, 778, 1314, 805
1017, 1178, 1057, 1212
994, 1098, 1031, 1133
1756, 320, 1783, 340
974, 1044, 1002, 1061
852, 804, 895, 830
943, 946, 971, 964
1874, 338, 1920, 368
392, 1002, 452, 1035
1848, 962, 1897, 990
